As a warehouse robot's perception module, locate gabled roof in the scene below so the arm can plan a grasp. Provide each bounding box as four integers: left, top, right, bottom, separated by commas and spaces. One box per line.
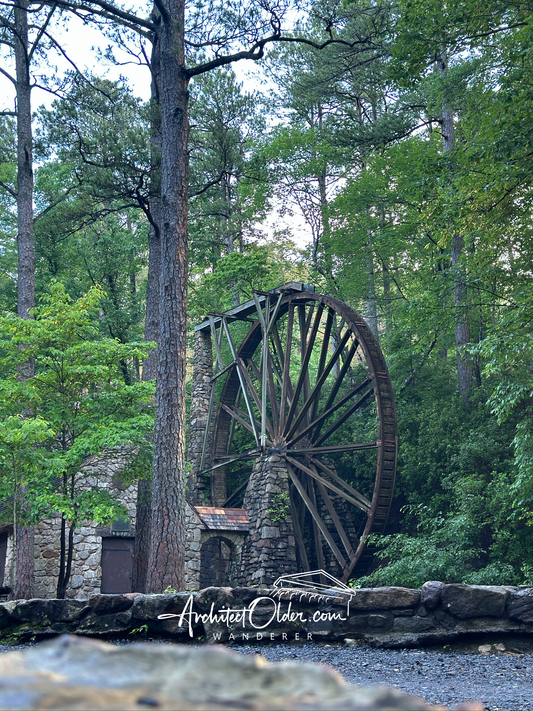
194, 506, 249, 532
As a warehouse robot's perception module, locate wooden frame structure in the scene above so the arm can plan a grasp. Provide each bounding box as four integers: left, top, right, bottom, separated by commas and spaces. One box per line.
194, 283, 398, 582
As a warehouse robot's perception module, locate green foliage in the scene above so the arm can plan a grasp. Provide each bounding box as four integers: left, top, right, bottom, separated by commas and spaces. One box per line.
267, 492, 290, 523
129, 623, 149, 635
0, 282, 154, 595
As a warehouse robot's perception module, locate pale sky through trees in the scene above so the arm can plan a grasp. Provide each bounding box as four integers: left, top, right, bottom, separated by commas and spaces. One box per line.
0, 3, 311, 248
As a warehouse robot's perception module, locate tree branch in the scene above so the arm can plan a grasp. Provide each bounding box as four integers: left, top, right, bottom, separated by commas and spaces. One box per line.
25, 0, 154, 31
187, 33, 383, 77
151, 0, 168, 24
0, 180, 17, 198
28, 1, 56, 62
0, 65, 16, 86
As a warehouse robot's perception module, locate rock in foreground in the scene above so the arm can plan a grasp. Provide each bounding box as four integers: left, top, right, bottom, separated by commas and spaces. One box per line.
0, 634, 480, 710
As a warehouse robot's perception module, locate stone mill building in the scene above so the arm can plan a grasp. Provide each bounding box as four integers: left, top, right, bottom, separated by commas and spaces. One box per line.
0, 282, 398, 599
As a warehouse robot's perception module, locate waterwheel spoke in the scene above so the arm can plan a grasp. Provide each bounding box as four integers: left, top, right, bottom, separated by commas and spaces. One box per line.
198, 447, 261, 476
220, 403, 272, 446
299, 304, 313, 427
289, 486, 310, 570
307, 476, 326, 578
280, 303, 294, 431
286, 455, 371, 514
221, 318, 261, 446
313, 338, 360, 441
269, 327, 285, 390
287, 463, 347, 569
310, 307, 334, 424
290, 443, 378, 455
314, 387, 374, 447
287, 376, 372, 447
247, 357, 261, 383
266, 349, 280, 433
237, 356, 275, 440
285, 339, 357, 443
247, 355, 278, 432
310, 456, 372, 510
313, 471, 356, 558
284, 303, 324, 436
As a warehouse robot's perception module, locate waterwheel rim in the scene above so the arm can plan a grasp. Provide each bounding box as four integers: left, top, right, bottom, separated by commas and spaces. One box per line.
206, 291, 397, 583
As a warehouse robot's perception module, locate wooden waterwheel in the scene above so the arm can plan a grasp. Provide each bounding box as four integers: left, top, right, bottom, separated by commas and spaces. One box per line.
196, 283, 397, 582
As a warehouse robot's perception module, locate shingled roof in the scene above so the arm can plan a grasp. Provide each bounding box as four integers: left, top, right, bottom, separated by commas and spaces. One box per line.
194, 506, 250, 532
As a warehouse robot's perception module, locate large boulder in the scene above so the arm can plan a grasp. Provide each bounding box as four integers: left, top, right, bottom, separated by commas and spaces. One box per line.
441, 584, 508, 619
420, 581, 444, 611
507, 588, 533, 623
350, 587, 420, 610
0, 634, 476, 710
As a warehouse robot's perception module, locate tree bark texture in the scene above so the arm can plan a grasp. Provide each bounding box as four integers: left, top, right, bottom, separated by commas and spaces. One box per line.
437, 54, 473, 398
14, 0, 35, 601
15, 0, 35, 322
133, 31, 161, 594
146, 0, 189, 592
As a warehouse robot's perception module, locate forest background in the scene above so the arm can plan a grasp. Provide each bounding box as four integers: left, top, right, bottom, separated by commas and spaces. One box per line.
1, 0, 533, 595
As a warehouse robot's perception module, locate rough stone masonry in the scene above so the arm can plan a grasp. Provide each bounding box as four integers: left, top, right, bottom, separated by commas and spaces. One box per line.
0, 582, 531, 649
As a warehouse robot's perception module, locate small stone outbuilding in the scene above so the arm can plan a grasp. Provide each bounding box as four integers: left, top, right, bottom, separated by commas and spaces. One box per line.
0, 452, 250, 599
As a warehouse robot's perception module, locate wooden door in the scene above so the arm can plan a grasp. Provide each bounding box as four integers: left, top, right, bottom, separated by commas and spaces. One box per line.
101, 537, 134, 594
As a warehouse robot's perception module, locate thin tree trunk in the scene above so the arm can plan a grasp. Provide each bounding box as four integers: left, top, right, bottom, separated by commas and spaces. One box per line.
133, 29, 161, 594
10, 465, 18, 595
14, 0, 35, 601
382, 257, 392, 341
365, 235, 379, 336
147, 0, 188, 592
57, 513, 67, 598
222, 174, 239, 306
314, 105, 337, 293
437, 53, 473, 397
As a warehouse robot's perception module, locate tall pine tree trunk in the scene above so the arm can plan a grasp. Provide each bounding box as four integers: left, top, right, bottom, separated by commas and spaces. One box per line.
133, 29, 161, 593
14, 0, 34, 601
437, 54, 473, 398
146, 0, 188, 592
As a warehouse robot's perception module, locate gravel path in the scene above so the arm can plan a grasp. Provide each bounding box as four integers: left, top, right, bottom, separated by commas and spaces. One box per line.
232, 643, 533, 711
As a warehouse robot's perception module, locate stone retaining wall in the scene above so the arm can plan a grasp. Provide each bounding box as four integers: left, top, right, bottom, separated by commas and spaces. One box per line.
0, 582, 532, 647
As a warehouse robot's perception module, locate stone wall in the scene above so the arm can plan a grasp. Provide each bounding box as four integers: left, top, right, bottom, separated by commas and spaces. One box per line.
0, 582, 532, 648
238, 455, 297, 586
34, 453, 137, 600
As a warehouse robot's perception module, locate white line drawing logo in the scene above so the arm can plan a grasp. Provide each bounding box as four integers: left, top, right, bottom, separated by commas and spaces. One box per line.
272, 570, 356, 615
